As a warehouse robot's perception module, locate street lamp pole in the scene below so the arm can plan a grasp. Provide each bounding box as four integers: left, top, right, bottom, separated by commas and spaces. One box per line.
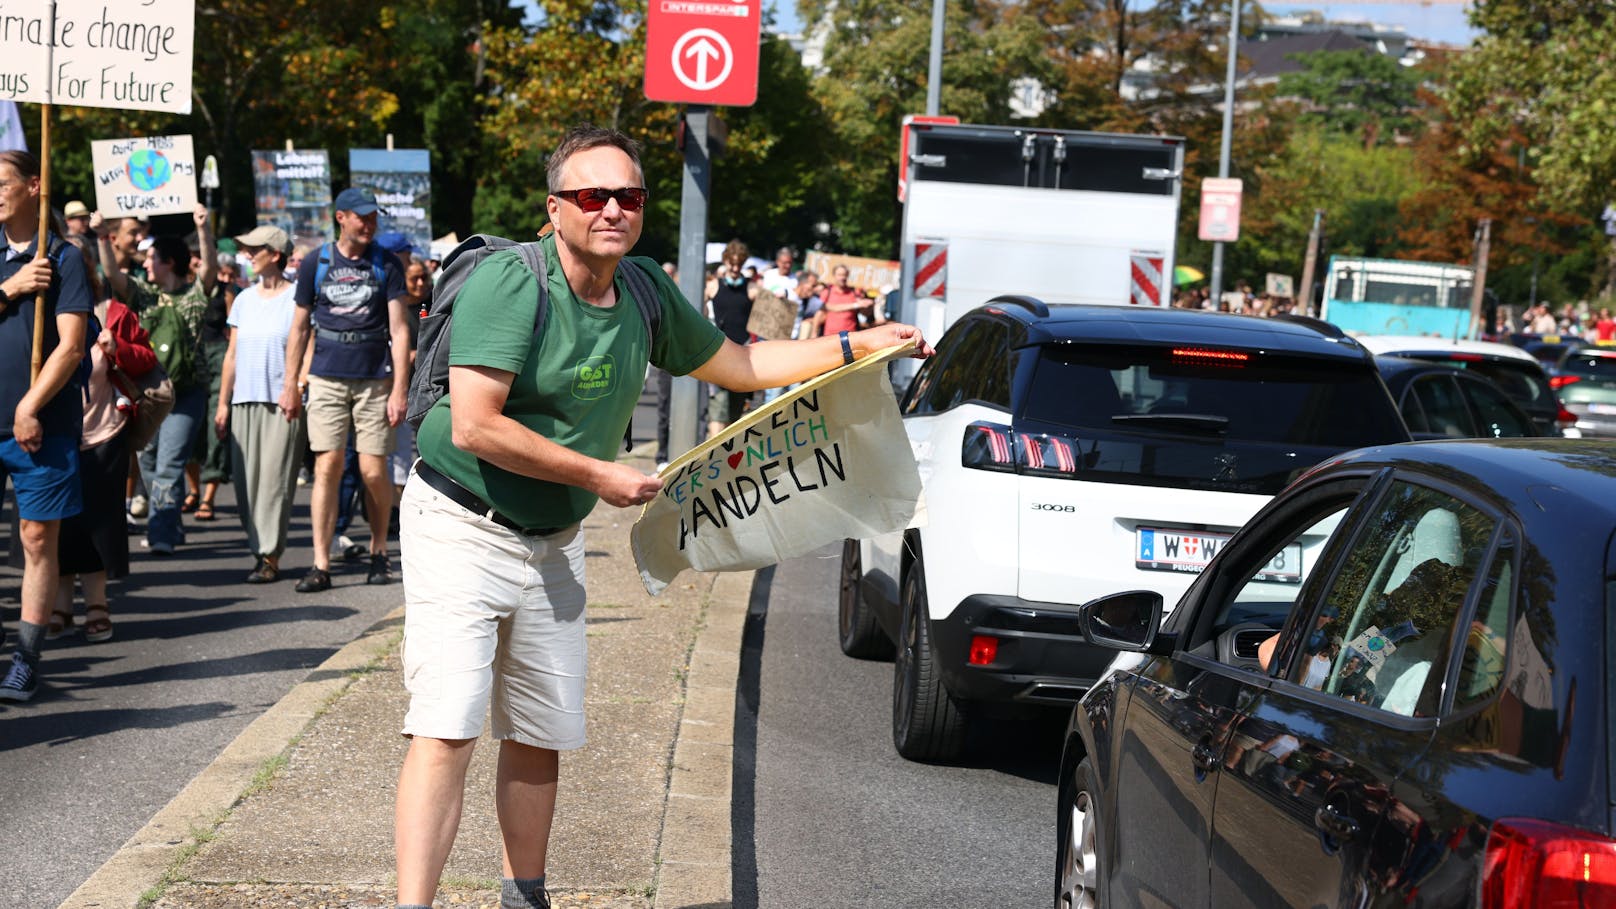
1207, 0, 1241, 308
926, 0, 945, 116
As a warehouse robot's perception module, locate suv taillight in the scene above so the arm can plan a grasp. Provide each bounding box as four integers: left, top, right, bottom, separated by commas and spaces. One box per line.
1557, 404, 1578, 429
962, 421, 1079, 478
1482, 818, 1616, 908
1550, 375, 1582, 390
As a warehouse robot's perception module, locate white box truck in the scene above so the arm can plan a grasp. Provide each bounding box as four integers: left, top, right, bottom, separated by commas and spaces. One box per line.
893, 120, 1186, 384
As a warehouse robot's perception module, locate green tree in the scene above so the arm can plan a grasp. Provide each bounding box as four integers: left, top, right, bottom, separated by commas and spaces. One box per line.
803, 0, 1052, 256
1276, 48, 1425, 140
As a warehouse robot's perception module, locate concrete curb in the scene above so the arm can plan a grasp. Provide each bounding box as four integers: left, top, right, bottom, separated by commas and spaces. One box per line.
55, 606, 407, 909
654, 569, 752, 909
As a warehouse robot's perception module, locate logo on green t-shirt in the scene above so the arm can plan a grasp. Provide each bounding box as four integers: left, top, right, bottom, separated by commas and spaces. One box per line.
572, 355, 617, 399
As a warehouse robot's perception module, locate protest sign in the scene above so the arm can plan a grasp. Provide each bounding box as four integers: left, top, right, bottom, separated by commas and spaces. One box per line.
90, 134, 197, 217
252, 149, 332, 243
349, 148, 431, 255
632, 342, 924, 595
745, 288, 797, 340
0, 0, 195, 115
804, 251, 900, 293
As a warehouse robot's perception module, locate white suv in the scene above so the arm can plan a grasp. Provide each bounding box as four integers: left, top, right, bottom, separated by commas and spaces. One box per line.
840, 301, 1410, 761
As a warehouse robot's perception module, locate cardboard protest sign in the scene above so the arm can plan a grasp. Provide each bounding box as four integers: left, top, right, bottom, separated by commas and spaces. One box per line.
804, 251, 900, 293
745, 288, 797, 340
252, 149, 333, 244
90, 134, 197, 217
0, 0, 195, 115
632, 342, 924, 595
350, 148, 432, 255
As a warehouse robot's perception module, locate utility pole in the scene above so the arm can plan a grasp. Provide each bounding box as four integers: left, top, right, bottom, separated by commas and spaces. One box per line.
1468, 218, 1492, 341
1207, 0, 1242, 307
1297, 209, 1324, 317
669, 108, 712, 458
926, 0, 945, 115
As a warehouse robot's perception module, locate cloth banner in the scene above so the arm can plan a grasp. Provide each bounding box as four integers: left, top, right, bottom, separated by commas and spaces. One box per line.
632, 341, 923, 595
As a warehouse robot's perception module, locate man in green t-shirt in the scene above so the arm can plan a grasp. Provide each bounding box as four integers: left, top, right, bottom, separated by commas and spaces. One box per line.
393, 125, 932, 909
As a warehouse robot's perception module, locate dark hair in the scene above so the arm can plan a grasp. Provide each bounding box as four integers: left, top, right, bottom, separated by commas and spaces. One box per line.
0, 150, 40, 180
151, 235, 192, 275
546, 125, 643, 193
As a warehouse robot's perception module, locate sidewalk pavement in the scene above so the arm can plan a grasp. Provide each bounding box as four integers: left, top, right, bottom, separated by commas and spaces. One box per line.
58, 445, 749, 909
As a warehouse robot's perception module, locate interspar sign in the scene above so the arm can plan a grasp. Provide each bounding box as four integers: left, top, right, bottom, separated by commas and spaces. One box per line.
0, 0, 195, 115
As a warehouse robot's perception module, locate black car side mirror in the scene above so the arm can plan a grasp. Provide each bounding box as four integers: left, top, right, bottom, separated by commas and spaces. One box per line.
1079, 590, 1164, 652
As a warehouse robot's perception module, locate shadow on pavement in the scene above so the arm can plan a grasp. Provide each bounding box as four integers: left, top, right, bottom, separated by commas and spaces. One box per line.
0, 700, 238, 749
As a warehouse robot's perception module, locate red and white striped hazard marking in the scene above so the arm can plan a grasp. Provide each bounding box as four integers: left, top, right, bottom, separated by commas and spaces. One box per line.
1130, 253, 1164, 306
914, 242, 947, 298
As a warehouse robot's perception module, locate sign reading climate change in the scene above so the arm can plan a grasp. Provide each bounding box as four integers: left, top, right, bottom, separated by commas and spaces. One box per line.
631, 342, 925, 595
0, 0, 195, 115
91, 134, 197, 217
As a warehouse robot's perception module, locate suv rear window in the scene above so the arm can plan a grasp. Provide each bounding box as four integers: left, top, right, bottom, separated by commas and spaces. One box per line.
1020, 344, 1406, 495
1410, 356, 1555, 415
1562, 351, 1616, 378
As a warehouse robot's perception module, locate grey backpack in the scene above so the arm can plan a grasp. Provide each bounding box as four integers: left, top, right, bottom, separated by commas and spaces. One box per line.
406, 234, 664, 428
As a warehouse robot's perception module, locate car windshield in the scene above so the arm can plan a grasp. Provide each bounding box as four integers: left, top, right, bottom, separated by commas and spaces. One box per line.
1562, 352, 1616, 379
1020, 344, 1406, 495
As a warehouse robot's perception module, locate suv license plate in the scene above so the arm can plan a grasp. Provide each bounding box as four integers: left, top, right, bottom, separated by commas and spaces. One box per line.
1136, 528, 1302, 583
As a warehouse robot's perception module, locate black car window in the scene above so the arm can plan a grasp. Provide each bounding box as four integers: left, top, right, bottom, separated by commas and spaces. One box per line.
1289, 480, 1498, 717
1453, 534, 1514, 710
1409, 375, 1474, 438
1462, 377, 1535, 438
977, 321, 1012, 408
901, 327, 957, 415
917, 318, 1006, 412
1562, 352, 1616, 378
1465, 360, 1553, 412
1019, 345, 1407, 496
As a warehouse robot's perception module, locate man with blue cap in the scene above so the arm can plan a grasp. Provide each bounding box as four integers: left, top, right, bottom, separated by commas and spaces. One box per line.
278, 186, 409, 592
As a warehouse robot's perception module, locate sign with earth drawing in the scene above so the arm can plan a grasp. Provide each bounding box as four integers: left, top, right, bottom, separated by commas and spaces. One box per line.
90, 134, 198, 217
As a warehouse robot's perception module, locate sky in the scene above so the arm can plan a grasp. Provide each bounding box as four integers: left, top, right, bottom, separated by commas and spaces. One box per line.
522, 0, 1478, 48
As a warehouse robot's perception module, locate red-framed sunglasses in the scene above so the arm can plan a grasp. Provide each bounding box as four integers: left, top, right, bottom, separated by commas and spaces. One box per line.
552, 187, 649, 213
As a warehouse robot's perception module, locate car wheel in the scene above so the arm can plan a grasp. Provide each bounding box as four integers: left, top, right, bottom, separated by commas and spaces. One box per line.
1055, 757, 1103, 909
838, 539, 894, 659
892, 551, 968, 761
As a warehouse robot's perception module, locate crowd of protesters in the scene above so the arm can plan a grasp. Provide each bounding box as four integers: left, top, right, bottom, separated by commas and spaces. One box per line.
0, 164, 437, 702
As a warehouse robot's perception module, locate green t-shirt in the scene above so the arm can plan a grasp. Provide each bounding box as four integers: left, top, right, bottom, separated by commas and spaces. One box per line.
416, 236, 725, 528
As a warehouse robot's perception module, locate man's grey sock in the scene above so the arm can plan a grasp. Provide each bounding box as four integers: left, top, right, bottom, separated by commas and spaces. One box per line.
16, 621, 44, 661
501, 875, 548, 909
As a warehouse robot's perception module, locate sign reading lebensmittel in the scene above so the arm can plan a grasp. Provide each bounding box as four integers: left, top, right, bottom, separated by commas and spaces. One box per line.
644, 0, 760, 106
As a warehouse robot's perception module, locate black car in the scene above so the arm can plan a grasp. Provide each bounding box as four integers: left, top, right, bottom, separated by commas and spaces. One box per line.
1374, 357, 1542, 440
1055, 439, 1616, 909
1361, 337, 1566, 437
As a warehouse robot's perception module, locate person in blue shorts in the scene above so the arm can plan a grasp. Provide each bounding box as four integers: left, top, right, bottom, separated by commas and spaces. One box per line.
0, 150, 93, 702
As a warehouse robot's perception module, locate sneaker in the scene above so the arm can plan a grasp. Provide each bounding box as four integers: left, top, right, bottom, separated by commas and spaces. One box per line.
331, 533, 356, 559
129, 494, 148, 518
342, 542, 369, 562
296, 468, 310, 487
148, 538, 175, 556
366, 553, 391, 585
0, 654, 39, 702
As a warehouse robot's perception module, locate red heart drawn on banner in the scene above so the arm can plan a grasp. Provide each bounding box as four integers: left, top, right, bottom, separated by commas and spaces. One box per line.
727, 452, 745, 469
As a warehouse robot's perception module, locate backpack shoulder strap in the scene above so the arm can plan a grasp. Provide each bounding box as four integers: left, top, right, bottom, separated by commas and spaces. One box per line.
368, 243, 390, 286
512, 241, 550, 335
313, 242, 333, 290
617, 258, 663, 346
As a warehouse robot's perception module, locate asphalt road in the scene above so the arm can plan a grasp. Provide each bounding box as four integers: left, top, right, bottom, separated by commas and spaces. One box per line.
738, 545, 1066, 909
0, 385, 668, 909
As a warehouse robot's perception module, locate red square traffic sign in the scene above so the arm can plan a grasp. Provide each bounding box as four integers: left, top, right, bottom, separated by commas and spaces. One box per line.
644, 0, 761, 107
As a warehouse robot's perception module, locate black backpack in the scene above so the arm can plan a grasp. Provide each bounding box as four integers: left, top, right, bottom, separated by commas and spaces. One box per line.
406, 234, 665, 429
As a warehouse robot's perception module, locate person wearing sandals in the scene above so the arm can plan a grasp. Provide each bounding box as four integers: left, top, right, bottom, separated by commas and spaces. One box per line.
45, 236, 155, 642
214, 226, 302, 584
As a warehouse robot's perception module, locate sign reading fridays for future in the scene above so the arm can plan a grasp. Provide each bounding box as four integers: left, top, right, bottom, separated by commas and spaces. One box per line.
0, 0, 195, 115
631, 342, 926, 596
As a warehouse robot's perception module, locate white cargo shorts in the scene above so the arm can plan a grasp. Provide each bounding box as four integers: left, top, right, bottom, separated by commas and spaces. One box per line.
398, 472, 588, 750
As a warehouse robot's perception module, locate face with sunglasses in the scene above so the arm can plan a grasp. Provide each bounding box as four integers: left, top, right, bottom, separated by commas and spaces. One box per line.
545, 146, 648, 265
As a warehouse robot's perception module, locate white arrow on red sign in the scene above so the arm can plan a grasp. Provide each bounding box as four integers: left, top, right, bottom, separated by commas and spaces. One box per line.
672, 29, 734, 91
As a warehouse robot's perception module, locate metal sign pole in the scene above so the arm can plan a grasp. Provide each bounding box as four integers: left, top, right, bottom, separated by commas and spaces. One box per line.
669, 106, 712, 459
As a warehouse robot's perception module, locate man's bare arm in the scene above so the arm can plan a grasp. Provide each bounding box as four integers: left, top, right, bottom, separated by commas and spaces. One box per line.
689, 322, 931, 393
